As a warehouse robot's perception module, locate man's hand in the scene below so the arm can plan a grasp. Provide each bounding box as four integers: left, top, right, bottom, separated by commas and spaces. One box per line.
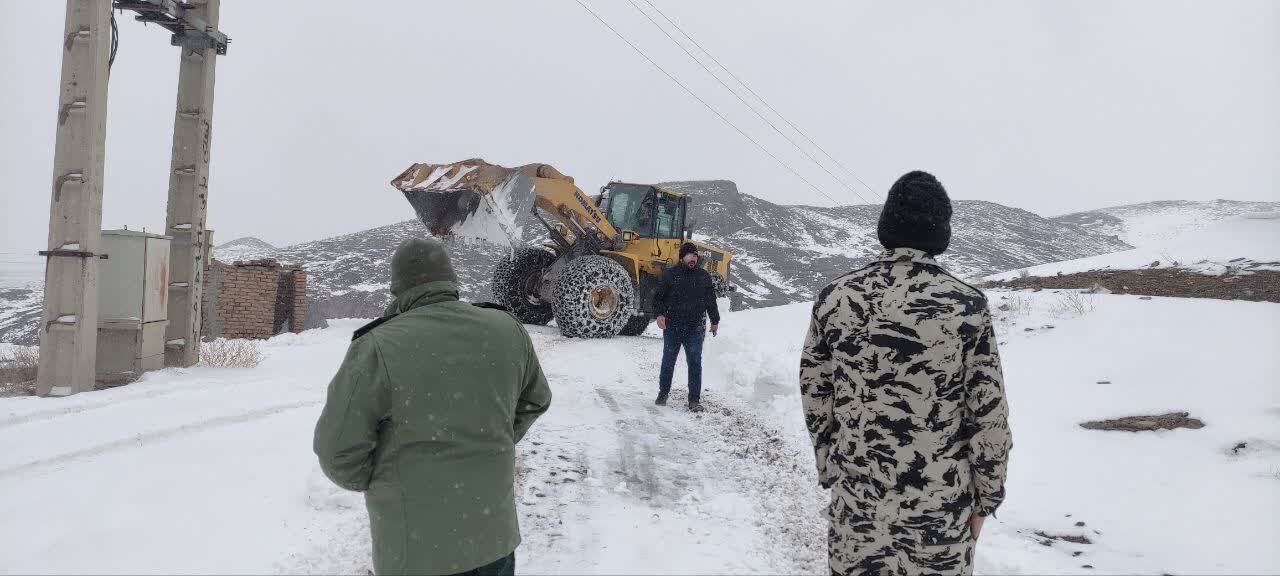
656, 315, 667, 330
709, 323, 719, 337
968, 513, 986, 541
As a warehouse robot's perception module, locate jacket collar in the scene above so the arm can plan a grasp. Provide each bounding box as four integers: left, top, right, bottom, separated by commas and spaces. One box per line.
874, 247, 941, 268
383, 281, 459, 317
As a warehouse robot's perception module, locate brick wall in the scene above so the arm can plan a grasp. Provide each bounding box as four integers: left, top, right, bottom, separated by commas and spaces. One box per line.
202, 259, 309, 340
219, 260, 281, 339
272, 268, 308, 334
201, 260, 227, 340
289, 270, 307, 334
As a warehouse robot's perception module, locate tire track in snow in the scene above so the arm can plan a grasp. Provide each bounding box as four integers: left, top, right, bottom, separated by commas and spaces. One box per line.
0, 400, 320, 479
0, 373, 257, 431
613, 340, 827, 572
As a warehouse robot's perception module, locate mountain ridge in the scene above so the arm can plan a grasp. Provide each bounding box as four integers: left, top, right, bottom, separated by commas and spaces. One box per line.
219, 180, 1133, 324
8, 186, 1256, 345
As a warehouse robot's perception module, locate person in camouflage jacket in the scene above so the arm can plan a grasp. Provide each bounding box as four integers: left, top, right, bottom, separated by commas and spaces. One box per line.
800, 171, 1012, 576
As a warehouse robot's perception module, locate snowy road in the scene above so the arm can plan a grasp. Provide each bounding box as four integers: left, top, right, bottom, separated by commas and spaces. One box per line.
2, 293, 1278, 574
274, 325, 828, 574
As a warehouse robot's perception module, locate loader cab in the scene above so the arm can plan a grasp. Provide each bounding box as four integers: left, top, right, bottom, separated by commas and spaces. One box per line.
599, 183, 686, 240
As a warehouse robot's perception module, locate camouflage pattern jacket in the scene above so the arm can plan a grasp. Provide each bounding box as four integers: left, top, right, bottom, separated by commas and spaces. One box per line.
800, 248, 1012, 521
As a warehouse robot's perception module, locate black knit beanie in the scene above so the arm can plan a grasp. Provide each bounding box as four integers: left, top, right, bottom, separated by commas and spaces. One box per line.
876, 171, 953, 256
679, 242, 699, 259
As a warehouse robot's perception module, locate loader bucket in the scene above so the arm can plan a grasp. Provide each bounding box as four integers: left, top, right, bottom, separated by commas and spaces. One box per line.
391, 159, 540, 246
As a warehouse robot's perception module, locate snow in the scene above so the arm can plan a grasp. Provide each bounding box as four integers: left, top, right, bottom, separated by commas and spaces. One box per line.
439, 171, 532, 248
213, 238, 279, 263
1, 295, 1277, 574
0, 253, 44, 290
730, 253, 805, 297
1068, 200, 1280, 248
991, 214, 1280, 280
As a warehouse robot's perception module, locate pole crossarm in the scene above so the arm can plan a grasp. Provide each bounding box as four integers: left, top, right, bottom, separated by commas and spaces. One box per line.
113, 0, 229, 54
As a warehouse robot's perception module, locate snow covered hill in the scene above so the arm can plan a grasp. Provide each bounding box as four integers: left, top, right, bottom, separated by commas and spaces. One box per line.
666, 180, 1130, 304
1052, 199, 1280, 248
194, 182, 1129, 329
991, 211, 1280, 280
2, 291, 1277, 574
0, 253, 46, 348
10, 192, 1270, 346
213, 237, 278, 262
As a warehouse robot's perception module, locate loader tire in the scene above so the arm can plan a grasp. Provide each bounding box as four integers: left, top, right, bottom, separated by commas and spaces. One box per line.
492, 246, 555, 326
711, 271, 730, 299
553, 255, 635, 338
618, 314, 652, 336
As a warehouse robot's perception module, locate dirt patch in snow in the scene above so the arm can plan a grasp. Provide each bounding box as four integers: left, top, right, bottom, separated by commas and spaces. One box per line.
1035, 530, 1094, 546
984, 269, 1280, 303
694, 397, 828, 572
1080, 412, 1205, 432
0, 380, 35, 397
0, 346, 37, 395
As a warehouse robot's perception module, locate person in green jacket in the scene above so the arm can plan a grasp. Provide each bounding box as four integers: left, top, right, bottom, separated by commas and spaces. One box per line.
314, 238, 552, 576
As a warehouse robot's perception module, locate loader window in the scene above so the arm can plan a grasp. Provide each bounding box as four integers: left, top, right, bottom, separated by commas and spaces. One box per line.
603, 184, 655, 236
654, 194, 684, 238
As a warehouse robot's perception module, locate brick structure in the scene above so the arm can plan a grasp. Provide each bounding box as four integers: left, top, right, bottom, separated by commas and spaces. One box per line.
273, 268, 308, 334
292, 271, 307, 332
201, 259, 307, 340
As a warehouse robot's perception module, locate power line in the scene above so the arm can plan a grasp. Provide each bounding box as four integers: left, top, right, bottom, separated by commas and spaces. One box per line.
570, 0, 843, 206
639, 0, 881, 200
625, 0, 876, 205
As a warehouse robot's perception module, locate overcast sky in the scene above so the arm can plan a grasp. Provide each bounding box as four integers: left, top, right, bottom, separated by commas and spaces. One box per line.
2, 1, 1276, 251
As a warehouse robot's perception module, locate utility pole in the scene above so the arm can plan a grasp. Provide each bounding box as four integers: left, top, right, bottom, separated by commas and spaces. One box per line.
36, 0, 112, 397
163, 0, 221, 367
36, 0, 229, 395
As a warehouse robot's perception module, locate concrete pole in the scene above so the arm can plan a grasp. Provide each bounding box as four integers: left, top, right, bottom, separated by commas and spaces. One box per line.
36, 0, 112, 397
164, 0, 220, 367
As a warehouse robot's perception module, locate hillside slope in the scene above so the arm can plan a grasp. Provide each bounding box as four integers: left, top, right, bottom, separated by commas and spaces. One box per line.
2, 183, 1139, 343
1052, 199, 1280, 247
223, 181, 1132, 323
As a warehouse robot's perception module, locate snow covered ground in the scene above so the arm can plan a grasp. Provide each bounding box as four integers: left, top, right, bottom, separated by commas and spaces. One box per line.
991, 212, 1280, 280
1, 292, 1277, 574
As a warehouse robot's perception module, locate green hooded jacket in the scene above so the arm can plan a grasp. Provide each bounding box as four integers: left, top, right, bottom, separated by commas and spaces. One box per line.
314, 280, 552, 575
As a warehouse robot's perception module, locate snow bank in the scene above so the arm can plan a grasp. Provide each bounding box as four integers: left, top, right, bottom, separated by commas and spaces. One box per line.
703, 302, 809, 403
991, 214, 1280, 280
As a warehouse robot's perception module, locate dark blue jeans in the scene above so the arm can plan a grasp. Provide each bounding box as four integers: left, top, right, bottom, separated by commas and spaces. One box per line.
448, 552, 514, 576
659, 321, 705, 401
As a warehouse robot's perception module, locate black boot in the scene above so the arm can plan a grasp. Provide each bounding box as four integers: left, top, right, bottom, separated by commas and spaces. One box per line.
655, 392, 669, 406
687, 400, 704, 412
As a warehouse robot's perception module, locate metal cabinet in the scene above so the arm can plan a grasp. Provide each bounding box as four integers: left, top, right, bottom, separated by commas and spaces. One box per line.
96, 230, 171, 385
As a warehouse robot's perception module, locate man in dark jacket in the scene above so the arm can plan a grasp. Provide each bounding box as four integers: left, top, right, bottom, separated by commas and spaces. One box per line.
314, 238, 552, 576
800, 172, 1011, 575
653, 242, 721, 411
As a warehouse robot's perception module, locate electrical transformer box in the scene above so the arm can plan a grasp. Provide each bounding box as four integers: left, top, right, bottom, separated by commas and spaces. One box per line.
96, 230, 172, 384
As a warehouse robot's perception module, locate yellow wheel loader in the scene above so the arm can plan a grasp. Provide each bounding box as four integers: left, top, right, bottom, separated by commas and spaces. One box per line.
391, 159, 733, 338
